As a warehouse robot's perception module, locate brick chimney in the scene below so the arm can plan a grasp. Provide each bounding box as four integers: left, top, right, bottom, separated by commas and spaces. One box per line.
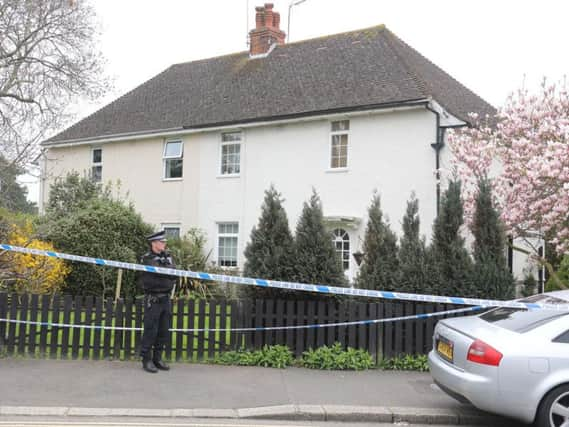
249, 3, 286, 56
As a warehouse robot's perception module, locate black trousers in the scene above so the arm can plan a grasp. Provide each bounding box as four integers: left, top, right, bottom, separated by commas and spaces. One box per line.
140, 295, 171, 361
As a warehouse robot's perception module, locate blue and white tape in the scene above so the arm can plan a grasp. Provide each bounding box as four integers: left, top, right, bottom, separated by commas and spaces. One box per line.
0, 306, 482, 332
2, 243, 568, 311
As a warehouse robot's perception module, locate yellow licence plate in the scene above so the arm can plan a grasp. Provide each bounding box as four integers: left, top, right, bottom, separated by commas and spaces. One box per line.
437, 338, 454, 362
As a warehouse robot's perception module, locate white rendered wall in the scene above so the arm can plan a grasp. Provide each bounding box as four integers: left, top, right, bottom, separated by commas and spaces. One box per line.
44, 108, 485, 286
42, 108, 439, 283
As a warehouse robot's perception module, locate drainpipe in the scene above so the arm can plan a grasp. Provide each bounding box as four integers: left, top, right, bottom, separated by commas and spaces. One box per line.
425, 103, 444, 216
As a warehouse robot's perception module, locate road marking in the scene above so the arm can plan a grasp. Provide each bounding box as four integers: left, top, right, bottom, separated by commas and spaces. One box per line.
0, 422, 312, 427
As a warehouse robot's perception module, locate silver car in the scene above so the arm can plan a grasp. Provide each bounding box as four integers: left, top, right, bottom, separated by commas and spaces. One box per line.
429, 290, 569, 426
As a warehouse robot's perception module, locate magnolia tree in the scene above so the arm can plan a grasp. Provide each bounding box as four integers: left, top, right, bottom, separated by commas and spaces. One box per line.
448, 81, 569, 267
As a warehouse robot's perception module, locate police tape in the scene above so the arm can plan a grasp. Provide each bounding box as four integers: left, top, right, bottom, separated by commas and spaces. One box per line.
1, 243, 567, 311
0, 306, 482, 332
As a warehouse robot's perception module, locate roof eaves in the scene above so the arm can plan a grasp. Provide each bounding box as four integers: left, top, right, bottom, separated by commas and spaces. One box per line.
43, 99, 429, 147
41, 126, 186, 147
182, 98, 430, 130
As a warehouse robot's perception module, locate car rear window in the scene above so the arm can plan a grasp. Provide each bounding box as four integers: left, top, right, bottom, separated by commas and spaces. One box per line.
480, 295, 569, 333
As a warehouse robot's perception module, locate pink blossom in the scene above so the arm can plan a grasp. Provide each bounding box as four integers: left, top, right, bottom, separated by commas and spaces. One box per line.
449, 80, 569, 255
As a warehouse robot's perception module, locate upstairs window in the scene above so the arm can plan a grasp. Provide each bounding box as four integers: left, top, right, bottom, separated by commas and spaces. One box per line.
330, 120, 349, 169
164, 140, 183, 179
91, 148, 102, 182
220, 132, 241, 175
162, 225, 181, 240
218, 222, 239, 267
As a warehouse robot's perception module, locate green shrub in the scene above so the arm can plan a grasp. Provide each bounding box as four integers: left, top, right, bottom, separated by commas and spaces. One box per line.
300, 342, 374, 370
379, 354, 429, 372
522, 274, 537, 296
545, 255, 569, 292
39, 197, 153, 298
257, 345, 295, 368
213, 345, 293, 369
214, 349, 244, 365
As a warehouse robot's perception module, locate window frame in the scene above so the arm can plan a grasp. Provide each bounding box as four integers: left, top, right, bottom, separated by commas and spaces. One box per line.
161, 224, 181, 240
329, 120, 350, 170
163, 139, 184, 180
553, 330, 569, 344
217, 222, 239, 268
219, 131, 242, 177
91, 147, 103, 183
332, 228, 350, 271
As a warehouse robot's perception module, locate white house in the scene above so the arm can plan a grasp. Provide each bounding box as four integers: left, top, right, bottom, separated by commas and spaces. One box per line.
40, 3, 513, 283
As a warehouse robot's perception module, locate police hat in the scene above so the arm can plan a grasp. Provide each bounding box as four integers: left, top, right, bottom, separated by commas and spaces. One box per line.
147, 230, 167, 242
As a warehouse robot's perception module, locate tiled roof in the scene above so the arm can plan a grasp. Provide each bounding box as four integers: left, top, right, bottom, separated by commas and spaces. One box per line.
47, 25, 495, 144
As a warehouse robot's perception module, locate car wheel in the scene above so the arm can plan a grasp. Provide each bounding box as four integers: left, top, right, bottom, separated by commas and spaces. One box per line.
536, 384, 569, 427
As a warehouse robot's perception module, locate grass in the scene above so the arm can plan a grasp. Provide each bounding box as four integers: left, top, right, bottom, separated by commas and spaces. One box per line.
1, 300, 233, 361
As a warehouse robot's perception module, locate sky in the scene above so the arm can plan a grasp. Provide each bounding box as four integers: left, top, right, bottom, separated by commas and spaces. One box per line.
20, 0, 569, 203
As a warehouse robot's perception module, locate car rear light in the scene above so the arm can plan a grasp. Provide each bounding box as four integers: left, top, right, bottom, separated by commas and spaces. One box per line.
467, 339, 503, 366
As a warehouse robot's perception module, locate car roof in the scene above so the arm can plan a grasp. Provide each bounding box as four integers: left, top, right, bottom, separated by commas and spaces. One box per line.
541, 290, 569, 302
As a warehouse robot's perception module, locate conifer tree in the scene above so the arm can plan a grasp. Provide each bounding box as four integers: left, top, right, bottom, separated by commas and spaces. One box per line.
398, 192, 428, 293
430, 180, 473, 296
471, 178, 506, 264
470, 178, 515, 299
0, 156, 36, 214
356, 193, 399, 290
243, 185, 295, 282
294, 190, 346, 286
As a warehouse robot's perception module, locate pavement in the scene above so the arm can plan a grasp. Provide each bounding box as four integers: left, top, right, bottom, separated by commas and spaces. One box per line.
0, 358, 520, 425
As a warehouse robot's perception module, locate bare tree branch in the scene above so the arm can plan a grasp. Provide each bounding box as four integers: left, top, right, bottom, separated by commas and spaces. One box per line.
0, 0, 110, 169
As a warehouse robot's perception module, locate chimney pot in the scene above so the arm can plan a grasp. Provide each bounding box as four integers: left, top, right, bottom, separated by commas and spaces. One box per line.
249, 3, 286, 56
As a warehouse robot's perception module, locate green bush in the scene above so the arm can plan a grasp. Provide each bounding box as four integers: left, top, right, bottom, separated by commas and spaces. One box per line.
214, 345, 293, 369
39, 197, 153, 298
522, 274, 538, 296
379, 354, 429, 372
545, 255, 569, 292
300, 342, 374, 370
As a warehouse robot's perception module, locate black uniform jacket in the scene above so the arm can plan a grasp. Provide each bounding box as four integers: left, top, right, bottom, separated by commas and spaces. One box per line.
139, 250, 176, 294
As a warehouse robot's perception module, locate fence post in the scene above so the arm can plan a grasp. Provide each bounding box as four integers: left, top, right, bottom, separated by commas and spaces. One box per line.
39, 294, 50, 356
197, 299, 206, 360
113, 299, 124, 360
207, 300, 217, 360
376, 302, 384, 362
114, 269, 123, 303
368, 302, 378, 363
0, 293, 7, 353
17, 294, 29, 355
60, 295, 72, 359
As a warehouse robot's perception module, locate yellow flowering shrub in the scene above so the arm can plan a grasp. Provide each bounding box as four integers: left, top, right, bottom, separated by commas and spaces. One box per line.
8, 220, 70, 294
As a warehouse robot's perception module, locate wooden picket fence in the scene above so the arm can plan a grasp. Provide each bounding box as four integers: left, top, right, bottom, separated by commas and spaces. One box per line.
0, 292, 470, 363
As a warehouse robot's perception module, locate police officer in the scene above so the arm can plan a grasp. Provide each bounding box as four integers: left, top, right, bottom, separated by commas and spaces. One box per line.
139, 230, 176, 373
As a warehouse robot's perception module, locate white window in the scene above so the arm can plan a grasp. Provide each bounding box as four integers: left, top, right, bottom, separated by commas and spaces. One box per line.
220, 132, 241, 175
162, 225, 181, 240
330, 120, 349, 169
332, 228, 350, 271
91, 148, 102, 182
163, 140, 183, 179
218, 222, 239, 267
